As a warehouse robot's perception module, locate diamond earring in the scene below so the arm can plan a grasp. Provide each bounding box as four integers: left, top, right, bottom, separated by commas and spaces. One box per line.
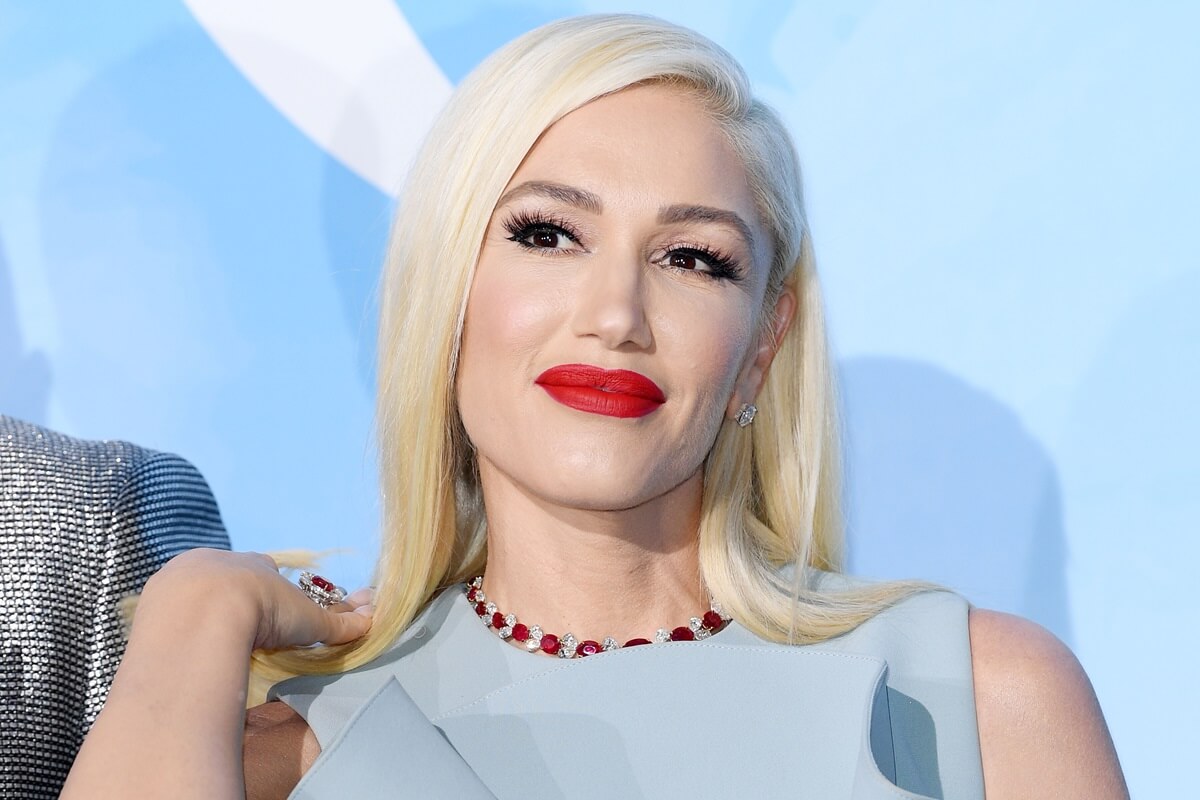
735, 403, 757, 427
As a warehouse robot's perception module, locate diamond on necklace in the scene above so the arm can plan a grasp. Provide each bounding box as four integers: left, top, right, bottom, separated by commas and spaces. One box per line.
559, 633, 579, 659
463, 579, 728, 659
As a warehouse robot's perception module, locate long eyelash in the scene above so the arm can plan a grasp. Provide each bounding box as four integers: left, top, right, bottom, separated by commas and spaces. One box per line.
502, 211, 580, 250
665, 243, 744, 283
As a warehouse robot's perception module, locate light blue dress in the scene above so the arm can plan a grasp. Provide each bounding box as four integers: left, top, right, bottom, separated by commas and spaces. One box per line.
271, 573, 984, 799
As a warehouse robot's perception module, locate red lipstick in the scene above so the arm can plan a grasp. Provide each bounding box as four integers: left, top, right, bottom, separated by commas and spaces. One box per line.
535, 364, 666, 418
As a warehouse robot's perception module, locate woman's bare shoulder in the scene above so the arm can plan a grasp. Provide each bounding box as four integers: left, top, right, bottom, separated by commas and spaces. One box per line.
968, 608, 1128, 800
243, 701, 321, 800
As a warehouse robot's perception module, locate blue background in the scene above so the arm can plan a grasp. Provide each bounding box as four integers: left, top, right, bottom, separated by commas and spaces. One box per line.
2, 2, 1194, 795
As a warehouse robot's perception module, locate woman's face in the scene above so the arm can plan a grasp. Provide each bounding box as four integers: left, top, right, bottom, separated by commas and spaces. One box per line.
457, 83, 790, 512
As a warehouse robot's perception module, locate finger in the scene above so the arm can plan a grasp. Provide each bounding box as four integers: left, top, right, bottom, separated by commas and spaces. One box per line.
321, 605, 373, 645
343, 586, 375, 608
322, 588, 370, 616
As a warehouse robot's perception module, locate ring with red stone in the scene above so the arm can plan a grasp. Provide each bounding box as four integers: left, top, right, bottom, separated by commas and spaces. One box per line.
298, 570, 347, 608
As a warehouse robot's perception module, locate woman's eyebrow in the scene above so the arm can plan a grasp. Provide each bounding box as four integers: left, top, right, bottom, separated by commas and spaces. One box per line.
497, 180, 602, 213
658, 204, 757, 253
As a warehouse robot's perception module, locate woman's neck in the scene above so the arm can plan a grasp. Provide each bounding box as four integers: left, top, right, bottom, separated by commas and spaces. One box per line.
477, 467, 708, 646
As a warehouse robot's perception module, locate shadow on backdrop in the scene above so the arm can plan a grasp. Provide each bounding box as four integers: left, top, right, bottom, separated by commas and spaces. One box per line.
840, 355, 1072, 645
0, 231, 51, 425
35, 24, 379, 583
320, 134, 390, 395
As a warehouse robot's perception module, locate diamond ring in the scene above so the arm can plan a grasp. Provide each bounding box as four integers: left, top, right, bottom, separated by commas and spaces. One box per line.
298, 570, 347, 608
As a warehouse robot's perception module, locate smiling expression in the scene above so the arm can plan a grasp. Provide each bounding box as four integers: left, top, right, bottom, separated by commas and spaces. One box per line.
456, 83, 784, 512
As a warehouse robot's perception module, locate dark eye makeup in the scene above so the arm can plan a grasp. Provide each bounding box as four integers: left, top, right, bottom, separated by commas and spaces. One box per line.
503, 210, 581, 252
657, 244, 743, 283
501, 210, 744, 283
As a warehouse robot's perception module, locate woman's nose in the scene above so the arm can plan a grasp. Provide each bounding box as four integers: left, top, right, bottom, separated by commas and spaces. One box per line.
569, 251, 653, 350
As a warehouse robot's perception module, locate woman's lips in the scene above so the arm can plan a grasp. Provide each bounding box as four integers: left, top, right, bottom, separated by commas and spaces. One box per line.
535, 364, 666, 418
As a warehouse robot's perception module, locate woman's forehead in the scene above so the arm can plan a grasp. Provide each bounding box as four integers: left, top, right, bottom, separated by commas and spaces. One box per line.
505, 84, 757, 220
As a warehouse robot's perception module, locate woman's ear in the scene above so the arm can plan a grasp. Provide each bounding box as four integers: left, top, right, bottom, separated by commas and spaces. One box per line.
727, 287, 798, 419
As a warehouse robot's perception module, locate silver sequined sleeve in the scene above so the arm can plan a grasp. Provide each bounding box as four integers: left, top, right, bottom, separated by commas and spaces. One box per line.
0, 415, 231, 798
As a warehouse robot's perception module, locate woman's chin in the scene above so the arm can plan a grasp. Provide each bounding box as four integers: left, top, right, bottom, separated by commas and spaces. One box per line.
516, 463, 703, 515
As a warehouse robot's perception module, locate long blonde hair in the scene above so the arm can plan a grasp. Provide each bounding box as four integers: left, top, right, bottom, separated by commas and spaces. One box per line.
259, 13, 924, 679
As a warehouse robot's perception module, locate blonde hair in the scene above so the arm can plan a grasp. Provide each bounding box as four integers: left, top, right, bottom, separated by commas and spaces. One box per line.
258, 14, 925, 680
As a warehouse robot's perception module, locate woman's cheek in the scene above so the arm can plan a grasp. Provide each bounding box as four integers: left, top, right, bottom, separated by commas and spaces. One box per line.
484, 271, 569, 351
689, 306, 756, 391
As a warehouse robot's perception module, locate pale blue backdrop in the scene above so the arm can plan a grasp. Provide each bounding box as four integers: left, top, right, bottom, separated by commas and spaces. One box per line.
1, 2, 1194, 796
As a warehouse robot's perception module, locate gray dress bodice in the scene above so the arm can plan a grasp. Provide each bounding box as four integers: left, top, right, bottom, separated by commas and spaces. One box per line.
271, 574, 984, 799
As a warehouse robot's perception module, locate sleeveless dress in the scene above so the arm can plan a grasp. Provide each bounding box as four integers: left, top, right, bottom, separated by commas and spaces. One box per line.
270, 573, 984, 799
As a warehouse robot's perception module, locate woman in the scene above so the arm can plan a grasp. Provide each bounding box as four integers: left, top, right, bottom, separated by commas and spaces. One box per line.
63, 14, 1127, 799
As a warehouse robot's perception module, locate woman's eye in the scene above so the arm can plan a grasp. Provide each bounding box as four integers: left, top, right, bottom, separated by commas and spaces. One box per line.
666, 251, 703, 271
506, 221, 578, 251
527, 227, 569, 249
660, 246, 743, 283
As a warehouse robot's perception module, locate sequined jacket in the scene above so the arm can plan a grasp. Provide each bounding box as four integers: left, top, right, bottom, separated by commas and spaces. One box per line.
0, 415, 230, 798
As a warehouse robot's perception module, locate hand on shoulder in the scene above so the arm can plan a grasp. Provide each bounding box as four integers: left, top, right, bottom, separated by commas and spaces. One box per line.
146, 548, 374, 650
969, 608, 1128, 799
62, 550, 370, 799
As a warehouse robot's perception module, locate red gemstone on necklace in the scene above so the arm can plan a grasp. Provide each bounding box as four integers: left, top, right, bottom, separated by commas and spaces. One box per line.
463, 577, 726, 657
311, 575, 335, 592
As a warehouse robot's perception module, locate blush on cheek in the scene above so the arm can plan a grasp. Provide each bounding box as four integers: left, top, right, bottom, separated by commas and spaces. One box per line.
470, 274, 562, 355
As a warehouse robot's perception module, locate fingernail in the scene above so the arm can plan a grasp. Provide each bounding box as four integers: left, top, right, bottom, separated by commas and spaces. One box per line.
354, 604, 375, 617
345, 587, 375, 605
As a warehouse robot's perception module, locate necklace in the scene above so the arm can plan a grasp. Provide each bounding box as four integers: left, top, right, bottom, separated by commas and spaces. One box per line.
464, 576, 728, 659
